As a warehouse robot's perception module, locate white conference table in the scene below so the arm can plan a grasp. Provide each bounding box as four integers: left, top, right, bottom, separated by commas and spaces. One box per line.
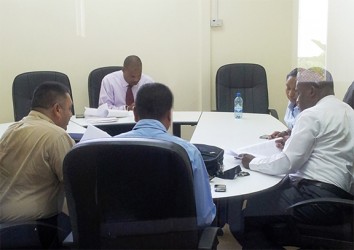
70, 111, 201, 137
0, 122, 13, 137
0, 111, 201, 139
1, 111, 286, 200
190, 112, 288, 199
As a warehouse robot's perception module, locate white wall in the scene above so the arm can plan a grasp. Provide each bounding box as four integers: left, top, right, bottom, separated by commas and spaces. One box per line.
0, 0, 210, 123
210, 0, 298, 120
0, 0, 353, 126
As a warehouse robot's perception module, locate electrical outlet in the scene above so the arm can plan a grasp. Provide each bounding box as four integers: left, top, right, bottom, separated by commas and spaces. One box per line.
210, 19, 223, 27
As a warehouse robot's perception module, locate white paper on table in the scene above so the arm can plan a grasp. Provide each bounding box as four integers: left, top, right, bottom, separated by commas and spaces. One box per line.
227, 139, 281, 158
80, 124, 112, 142
84, 103, 129, 118
84, 104, 107, 117
84, 117, 119, 124
106, 109, 129, 118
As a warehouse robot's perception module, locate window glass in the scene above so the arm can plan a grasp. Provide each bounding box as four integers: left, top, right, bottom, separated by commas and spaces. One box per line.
298, 0, 328, 68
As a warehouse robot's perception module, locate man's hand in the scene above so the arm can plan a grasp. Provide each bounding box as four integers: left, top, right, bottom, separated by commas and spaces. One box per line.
241, 154, 255, 169
127, 103, 135, 111
269, 129, 290, 139
275, 135, 289, 149
269, 131, 281, 139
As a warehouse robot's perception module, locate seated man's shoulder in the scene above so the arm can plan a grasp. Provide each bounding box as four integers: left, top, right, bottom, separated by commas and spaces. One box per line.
171, 137, 199, 154
30, 120, 72, 141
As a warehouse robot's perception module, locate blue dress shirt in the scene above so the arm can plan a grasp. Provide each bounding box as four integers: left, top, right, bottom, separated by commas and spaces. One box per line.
115, 119, 216, 227
284, 101, 300, 129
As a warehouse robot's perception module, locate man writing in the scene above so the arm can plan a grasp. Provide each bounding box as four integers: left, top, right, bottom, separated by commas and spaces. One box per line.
235, 67, 354, 249
0, 81, 75, 247
115, 82, 216, 227
99, 55, 154, 111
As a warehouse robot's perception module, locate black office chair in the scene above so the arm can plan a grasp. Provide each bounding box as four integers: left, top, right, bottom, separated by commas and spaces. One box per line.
12, 71, 75, 121
271, 197, 354, 249
63, 138, 219, 249
343, 81, 354, 109
216, 63, 278, 118
88, 66, 123, 108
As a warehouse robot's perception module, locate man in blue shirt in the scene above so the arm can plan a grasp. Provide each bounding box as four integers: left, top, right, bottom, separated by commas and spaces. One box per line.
270, 68, 303, 139
115, 82, 216, 227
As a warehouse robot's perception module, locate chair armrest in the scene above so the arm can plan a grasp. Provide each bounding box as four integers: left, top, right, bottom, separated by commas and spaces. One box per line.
198, 227, 221, 250
286, 197, 354, 225
269, 109, 279, 119
287, 197, 354, 211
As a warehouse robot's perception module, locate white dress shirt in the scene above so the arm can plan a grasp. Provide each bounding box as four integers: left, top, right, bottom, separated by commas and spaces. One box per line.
99, 70, 154, 110
250, 95, 354, 194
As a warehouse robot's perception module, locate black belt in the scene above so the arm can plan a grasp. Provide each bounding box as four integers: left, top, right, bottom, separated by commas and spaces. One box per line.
297, 179, 354, 200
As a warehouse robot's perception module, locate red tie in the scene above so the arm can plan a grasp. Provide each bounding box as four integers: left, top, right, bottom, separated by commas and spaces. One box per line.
126, 85, 134, 106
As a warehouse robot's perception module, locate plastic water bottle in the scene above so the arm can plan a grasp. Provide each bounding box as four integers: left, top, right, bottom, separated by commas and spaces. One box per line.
234, 92, 243, 119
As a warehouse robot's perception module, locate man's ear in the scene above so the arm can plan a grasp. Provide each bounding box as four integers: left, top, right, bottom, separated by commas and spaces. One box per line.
52, 103, 61, 117
52, 103, 60, 115
161, 110, 172, 130
309, 85, 319, 98
47, 103, 61, 124
133, 107, 139, 122
167, 109, 172, 123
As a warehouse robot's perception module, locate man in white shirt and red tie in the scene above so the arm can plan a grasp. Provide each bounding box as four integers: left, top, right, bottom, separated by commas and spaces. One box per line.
99, 55, 154, 111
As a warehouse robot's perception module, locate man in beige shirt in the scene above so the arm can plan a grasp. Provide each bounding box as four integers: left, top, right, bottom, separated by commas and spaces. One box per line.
0, 81, 75, 247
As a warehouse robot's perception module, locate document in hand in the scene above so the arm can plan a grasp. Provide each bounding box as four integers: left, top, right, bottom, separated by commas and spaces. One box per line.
229, 139, 282, 158
84, 103, 130, 118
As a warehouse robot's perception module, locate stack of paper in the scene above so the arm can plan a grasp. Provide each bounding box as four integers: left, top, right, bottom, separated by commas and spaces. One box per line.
84, 117, 119, 124
227, 139, 281, 158
84, 103, 129, 118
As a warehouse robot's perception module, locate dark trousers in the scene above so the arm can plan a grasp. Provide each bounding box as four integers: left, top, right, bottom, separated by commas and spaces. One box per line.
233, 176, 352, 249
0, 213, 71, 249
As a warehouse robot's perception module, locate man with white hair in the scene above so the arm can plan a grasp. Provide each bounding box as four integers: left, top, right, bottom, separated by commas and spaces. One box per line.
234, 67, 354, 249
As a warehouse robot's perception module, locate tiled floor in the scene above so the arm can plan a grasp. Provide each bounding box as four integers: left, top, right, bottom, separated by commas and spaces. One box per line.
218, 224, 242, 249
218, 224, 299, 250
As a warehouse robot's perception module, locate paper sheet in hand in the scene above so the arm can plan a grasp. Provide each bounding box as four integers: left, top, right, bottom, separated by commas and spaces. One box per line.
80, 124, 112, 142
229, 139, 281, 158
84, 103, 129, 118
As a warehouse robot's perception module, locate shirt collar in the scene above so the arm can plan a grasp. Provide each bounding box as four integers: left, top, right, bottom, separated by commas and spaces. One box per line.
133, 119, 167, 132
26, 110, 55, 125
288, 101, 296, 110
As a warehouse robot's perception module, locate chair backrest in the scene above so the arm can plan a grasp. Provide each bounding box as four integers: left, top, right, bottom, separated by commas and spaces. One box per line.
63, 138, 199, 249
216, 63, 270, 113
343, 81, 354, 109
88, 66, 123, 108
12, 71, 75, 121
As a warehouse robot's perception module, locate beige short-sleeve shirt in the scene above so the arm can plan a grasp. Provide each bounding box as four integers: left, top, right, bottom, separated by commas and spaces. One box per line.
0, 111, 75, 223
